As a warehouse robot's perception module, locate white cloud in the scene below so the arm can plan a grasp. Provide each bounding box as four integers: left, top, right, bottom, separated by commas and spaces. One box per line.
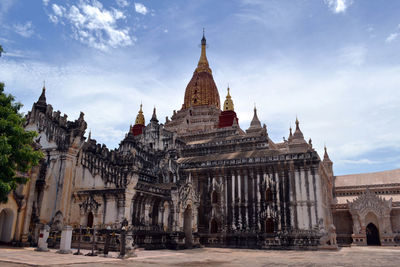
324, 0, 352, 14
386, 33, 398, 43
2, 38, 400, 175
212, 53, 400, 175
338, 159, 380, 165
13, 21, 34, 37
42, 0, 50, 6
46, 0, 133, 51
116, 0, 129, 8
52, 4, 65, 17
134, 3, 148, 15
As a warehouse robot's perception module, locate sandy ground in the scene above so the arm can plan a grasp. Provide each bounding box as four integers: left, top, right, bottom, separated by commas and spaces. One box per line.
1, 246, 400, 266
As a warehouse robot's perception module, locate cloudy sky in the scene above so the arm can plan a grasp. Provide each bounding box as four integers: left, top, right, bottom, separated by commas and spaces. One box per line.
0, 0, 399, 175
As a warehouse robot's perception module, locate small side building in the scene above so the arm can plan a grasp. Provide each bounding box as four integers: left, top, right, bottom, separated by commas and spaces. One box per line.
332, 169, 400, 246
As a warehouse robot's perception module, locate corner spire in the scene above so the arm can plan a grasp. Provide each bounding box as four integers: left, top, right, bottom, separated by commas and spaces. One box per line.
223, 86, 234, 111
246, 104, 262, 133
151, 106, 158, 123
323, 144, 333, 175
35, 83, 47, 111
135, 103, 145, 125
39, 85, 46, 103
324, 145, 332, 162
196, 29, 211, 73
293, 116, 304, 140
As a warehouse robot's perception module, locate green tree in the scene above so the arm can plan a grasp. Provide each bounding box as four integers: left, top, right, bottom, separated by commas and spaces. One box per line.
0, 46, 43, 203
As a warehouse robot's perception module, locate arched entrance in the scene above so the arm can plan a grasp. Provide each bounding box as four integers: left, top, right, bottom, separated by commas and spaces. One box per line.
366, 223, 381, 246
183, 205, 193, 247
87, 212, 94, 228
0, 209, 14, 243
210, 218, 218, 234
265, 218, 274, 234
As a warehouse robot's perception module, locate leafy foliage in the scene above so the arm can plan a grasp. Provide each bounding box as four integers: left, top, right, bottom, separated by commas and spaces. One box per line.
0, 48, 43, 203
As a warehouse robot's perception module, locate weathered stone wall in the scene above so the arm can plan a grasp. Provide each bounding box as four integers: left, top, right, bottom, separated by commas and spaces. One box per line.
390, 209, 400, 233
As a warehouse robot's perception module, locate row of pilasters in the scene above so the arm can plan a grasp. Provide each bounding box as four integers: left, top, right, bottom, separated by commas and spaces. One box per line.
131, 194, 170, 231
196, 162, 323, 235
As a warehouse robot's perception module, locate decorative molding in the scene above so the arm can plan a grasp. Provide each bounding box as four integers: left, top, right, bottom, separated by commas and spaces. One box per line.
79, 195, 101, 214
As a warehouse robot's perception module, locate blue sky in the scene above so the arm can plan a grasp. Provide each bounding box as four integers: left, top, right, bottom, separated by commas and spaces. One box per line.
0, 0, 400, 175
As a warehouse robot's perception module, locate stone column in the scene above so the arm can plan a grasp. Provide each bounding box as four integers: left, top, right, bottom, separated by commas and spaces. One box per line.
21, 166, 40, 244
252, 170, 256, 230
244, 170, 249, 230
288, 166, 296, 229
224, 174, 228, 226
307, 168, 316, 228
256, 171, 261, 230
59, 150, 79, 225
275, 171, 281, 231
144, 202, 151, 226
231, 173, 236, 230
280, 170, 287, 230
237, 171, 242, 229
13, 202, 22, 242
35, 225, 50, 252
117, 196, 125, 223
314, 171, 324, 228
300, 167, 310, 230
159, 206, 165, 228
295, 167, 304, 229
57, 225, 73, 254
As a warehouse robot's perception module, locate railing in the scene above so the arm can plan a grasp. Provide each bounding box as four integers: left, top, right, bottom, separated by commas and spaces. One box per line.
47, 230, 61, 248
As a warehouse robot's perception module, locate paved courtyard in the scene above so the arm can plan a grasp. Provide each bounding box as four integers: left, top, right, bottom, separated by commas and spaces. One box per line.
0, 246, 399, 266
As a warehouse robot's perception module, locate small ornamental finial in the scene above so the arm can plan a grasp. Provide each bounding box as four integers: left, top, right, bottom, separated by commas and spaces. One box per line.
295, 116, 299, 129
201, 28, 206, 45
43, 80, 46, 89
196, 28, 210, 73
88, 129, 91, 140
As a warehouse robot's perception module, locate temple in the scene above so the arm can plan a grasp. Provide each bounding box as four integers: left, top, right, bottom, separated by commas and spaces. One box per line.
1, 33, 399, 249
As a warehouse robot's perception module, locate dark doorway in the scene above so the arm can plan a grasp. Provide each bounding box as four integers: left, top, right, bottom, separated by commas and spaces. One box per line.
366, 223, 380, 246
210, 218, 218, 234
184, 206, 193, 248
87, 212, 94, 228
265, 218, 274, 233
211, 191, 218, 204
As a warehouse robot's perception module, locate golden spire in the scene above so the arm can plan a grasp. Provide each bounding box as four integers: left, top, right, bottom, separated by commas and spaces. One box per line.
195, 28, 212, 73
223, 86, 234, 111
135, 103, 145, 125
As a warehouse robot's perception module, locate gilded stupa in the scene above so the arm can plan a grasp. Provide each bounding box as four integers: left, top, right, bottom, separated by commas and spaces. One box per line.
182, 32, 220, 110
